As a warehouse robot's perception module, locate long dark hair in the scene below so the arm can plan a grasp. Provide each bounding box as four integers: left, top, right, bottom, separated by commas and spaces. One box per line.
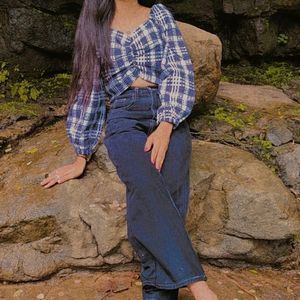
65, 0, 163, 115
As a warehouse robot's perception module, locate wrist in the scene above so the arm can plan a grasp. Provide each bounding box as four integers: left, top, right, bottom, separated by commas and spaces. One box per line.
76, 154, 92, 163
158, 121, 174, 132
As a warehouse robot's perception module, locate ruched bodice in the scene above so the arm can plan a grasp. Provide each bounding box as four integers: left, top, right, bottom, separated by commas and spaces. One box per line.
106, 5, 166, 97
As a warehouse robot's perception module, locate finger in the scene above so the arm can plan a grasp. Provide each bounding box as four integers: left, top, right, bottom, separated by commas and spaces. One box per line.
156, 146, 167, 171
151, 142, 160, 164
41, 175, 55, 185
40, 178, 50, 186
144, 137, 153, 152
43, 178, 58, 189
40, 172, 54, 184
156, 150, 165, 171
41, 170, 57, 185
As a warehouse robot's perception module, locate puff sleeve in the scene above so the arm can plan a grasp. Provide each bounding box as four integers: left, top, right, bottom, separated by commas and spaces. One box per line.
156, 4, 196, 129
65, 77, 107, 156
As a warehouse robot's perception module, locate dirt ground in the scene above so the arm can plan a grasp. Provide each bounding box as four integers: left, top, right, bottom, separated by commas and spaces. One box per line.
0, 263, 299, 300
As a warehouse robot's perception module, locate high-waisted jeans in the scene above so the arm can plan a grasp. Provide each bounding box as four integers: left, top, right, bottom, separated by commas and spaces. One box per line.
103, 86, 207, 299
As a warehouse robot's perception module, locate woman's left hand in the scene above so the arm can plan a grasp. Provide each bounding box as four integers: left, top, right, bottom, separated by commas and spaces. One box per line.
144, 121, 173, 172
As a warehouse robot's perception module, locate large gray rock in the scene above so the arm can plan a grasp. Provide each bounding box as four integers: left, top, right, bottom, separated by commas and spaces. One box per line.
217, 81, 298, 110
187, 141, 300, 267
0, 121, 299, 282
222, 0, 300, 16
166, 0, 300, 60
0, 1, 79, 75
191, 81, 300, 197
276, 144, 300, 196
178, 22, 222, 103
1, 0, 299, 74
190, 81, 300, 196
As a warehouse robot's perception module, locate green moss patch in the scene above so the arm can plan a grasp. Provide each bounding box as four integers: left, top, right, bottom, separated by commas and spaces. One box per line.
0, 101, 44, 117
221, 61, 300, 89
1, 61, 71, 105
206, 101, 259, 129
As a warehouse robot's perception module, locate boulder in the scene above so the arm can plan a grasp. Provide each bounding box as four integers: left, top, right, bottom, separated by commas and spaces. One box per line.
0, 121, 299, 282
178, 21, 222, 103
187, 141, 300, 266
276, 143, 300, 196
217, 81, 298, 110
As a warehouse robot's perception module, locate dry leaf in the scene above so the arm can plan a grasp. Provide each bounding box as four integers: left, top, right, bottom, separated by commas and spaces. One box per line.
13, 289, 23, 297
25, 147, 38, 154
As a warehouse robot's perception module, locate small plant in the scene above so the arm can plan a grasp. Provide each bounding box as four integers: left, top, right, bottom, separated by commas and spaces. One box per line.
260, 64, 293, 87
209, 107, 245, 128
0, 62, 9, 84
237, 103, 247, 112
10, 80, 42, 102
0, 101, 42, 117
0, 62, 10, 99
250, 136, 278, 173
221, 74, 230, 82
39, 73, 71, 98
0, 62, 71, 103
293, 231, 300, 245
252, 136, 273, 150
222, 61, 300, 89
277, 33, 288, 45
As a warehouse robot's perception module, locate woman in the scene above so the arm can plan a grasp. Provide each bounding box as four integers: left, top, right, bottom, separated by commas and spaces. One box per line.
41, 0, 218, 299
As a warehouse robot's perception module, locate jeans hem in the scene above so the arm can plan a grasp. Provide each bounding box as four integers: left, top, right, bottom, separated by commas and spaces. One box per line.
141, 274, 208, 290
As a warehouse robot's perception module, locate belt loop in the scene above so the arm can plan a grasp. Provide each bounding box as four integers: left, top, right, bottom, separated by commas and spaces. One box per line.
146, 86, 153, 97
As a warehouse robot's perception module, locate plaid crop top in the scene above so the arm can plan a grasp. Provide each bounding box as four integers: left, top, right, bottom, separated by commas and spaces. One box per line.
66, 3, 196, 156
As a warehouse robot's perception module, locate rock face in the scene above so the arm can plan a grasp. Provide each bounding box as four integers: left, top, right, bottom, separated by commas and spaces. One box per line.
190, 81, 300, 197
217, 81, 297, 110
0, 0, 222, 82
0, 0, 80, 75
187, 141, 300, 267
276, 144, 300, 196
179, 22, 222, 103
163, 0, 300, 60
0, 121, 299, 282
0, 0, 299, 73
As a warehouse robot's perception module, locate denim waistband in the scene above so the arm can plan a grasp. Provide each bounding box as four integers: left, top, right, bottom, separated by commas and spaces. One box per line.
127, 85, 158, 90
117, 86, 158, 98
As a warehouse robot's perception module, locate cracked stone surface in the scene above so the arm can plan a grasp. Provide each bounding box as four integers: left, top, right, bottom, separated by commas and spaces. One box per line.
190, 81, 300, 197
217, 82, 298, 110
0, 121, 299, 282
186, 141, 300, 267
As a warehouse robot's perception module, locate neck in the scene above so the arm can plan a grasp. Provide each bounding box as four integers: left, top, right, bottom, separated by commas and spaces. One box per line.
115, 0, 140, 11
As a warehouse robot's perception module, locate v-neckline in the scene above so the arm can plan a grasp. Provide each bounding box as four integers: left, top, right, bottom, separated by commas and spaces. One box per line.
110, 4, 155, 39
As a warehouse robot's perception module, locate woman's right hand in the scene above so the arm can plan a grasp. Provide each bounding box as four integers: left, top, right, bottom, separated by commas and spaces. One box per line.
40, 156, 87, 189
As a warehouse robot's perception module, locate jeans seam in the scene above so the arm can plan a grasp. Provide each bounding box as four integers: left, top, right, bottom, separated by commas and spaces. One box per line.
181, 175, 189, 222
157, 172, 185, 224
147, 91, 155, 135
142, 274, 207, 289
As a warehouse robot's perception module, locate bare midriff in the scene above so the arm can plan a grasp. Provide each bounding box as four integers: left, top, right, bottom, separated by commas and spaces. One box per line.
130, 77, 158, 88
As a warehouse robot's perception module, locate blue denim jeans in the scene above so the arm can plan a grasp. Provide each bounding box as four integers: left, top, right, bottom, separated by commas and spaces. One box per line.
103, 86, 207, 299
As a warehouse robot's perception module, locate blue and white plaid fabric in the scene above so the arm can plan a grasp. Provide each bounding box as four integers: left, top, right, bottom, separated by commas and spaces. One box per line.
66, 3, 196, 156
